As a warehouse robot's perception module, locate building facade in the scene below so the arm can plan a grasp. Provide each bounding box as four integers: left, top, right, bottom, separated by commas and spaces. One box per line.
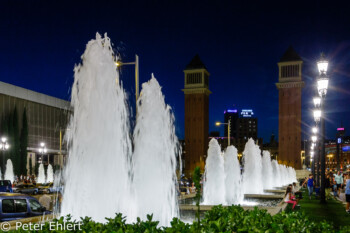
182, 55, 211, 176
276, 46, 304, 169
0, 81, 70, 174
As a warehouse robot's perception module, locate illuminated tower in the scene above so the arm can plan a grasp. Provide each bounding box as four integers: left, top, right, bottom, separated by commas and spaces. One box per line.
182, 55, 211, 175
276, 46, 304, 169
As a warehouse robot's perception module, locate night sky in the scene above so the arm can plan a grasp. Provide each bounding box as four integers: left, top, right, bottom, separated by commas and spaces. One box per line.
1, 0, 350, 142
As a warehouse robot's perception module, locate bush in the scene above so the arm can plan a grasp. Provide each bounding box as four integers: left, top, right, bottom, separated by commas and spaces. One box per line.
10, 206, 350, 232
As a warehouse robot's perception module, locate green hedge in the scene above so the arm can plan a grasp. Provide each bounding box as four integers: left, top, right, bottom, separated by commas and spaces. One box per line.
11, 206, 350, 233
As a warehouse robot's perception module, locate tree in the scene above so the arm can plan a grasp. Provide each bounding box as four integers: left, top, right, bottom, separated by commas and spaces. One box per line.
29, 156, 33, 175
20, 108, 28, 175
12, 107, 20, 175
193, 166, 202, 232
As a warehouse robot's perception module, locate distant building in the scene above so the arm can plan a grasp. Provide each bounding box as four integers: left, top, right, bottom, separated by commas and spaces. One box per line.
214, 108, 258, 154
263, 133, 278, 160
224, 109, 239, 138
209, 131, 220, 137
182, 55, 211, 176
276, 46, 304, 169
0, 81, 70, 173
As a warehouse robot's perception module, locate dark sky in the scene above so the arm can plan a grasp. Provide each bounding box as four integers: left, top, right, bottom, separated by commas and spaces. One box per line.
1, 0, 350, 142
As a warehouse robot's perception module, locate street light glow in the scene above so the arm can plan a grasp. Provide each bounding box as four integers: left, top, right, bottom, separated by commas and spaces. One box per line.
312, 127, 318, 134
215, 122, 221, 126
317, 53, 328, 74
313, 97, 321, 108
311, 135, 317, 142
313, 109, 321, 123
317, 76, 329, 97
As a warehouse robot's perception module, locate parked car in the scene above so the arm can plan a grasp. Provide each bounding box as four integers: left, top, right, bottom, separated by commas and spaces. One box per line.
12, 184, 38, 195
0, 180, 13, 193
0, 193, 51, 222
38, 183, 62, 194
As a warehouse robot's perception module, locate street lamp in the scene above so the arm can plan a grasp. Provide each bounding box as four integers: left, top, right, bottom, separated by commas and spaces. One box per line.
38, 142, 47, 164
0, 137, 10, 174
316, 53, 329, 204
312, 127, 318, 134
115, 55, 139, 113
313, 109, 321, 123
313, 97, 321, 108
215, 120, 231, 146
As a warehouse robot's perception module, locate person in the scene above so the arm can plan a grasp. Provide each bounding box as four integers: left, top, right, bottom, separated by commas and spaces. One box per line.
292, 182, 303, 199
334, 171, 343, 197
189, 182, 196, 194
284, 186, 298, 209
345, 173, 350, 214
302, 174, 314, 200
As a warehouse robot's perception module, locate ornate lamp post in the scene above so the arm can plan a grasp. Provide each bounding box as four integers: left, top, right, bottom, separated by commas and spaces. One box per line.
316, 53, 329, 204
0, 137, 10, 174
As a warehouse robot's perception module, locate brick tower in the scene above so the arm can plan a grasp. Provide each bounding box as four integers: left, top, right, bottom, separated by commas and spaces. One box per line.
182, 55, 211, 176
276, 46, 304, 169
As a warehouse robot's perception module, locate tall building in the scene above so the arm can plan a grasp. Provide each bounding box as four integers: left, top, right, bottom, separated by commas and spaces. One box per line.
0, 81, 70, 173
224, 109, 238, 138
182, 55, 211, 176
276, 46, 304, 169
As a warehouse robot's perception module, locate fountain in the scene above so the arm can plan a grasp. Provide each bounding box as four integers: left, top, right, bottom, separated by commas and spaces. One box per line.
203, 139, 225, 205
262, 151, 273, 190
224, 145, 243, 204
37, 164, 46, 184
132, 76, 179, 226
4, 159, 14, 182
242, 139, 263, 194
61, 33, 133, 222
46, 164, 54, 183
61, 33, 179, 226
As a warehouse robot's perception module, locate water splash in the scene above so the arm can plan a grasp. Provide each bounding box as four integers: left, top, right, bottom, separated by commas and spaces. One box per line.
46, 164, 54, 183
37, 164, 46, 183
132, 76, 178, 226
262, 151, 273, 190
4, 159, 14, 182
224, 145, 243, 204
242, 138, 263, 194
61, 33, 132, 222
203, 139, 225, 205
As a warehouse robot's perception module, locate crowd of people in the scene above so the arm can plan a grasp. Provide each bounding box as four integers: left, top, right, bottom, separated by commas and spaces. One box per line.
301, 171, 350, 213
12, 174, 37, 186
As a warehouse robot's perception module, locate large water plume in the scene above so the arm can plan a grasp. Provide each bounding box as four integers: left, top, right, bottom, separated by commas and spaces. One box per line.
224, 145, 243, 204
203, 139, 225, 205
262, 151, 273, 190
61, 33, 132, 222
132, 76, 178, 226
242, 138, 263, 194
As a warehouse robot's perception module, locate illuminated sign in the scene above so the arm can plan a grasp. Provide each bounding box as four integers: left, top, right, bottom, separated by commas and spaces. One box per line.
227, 109, 237, 113
224, 109, 237, 114
337, 128, 345, 131
337, 138, 342, 144
343, 146, 350, 152
241, 109, 254, 117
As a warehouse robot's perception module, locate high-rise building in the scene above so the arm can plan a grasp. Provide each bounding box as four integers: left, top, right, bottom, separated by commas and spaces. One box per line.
182, 55, 211, 176
0, 81, 70, 173
276, 46, 304, 169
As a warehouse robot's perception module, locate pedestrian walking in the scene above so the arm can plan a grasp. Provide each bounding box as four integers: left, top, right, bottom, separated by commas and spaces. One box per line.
334, 171, 343, 197
302, 174, 314, 199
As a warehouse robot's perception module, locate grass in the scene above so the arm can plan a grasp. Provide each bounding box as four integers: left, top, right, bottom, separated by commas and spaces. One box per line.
298, 188, 350, 229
